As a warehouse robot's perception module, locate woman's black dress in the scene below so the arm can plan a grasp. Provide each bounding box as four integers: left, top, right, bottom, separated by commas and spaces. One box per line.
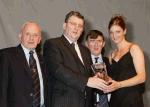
109, 51, 144, 107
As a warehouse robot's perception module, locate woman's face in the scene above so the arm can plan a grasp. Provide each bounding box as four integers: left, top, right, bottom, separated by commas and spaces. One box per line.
109, 25, 126, 44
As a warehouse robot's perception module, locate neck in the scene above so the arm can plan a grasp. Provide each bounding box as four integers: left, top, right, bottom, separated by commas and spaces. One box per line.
63, 34, 77, 43
116, 39, 127, 50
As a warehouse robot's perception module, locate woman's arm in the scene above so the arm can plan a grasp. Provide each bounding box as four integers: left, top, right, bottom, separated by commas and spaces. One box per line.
105, 44, 146, 92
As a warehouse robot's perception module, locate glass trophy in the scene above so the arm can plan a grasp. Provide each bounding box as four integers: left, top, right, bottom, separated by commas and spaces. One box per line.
91, 62, 109, 81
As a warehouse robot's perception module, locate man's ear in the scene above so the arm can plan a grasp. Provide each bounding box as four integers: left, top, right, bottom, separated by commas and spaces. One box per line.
85, 41, 88, 48
37, 36, 42, 44
124, 28, 127, 35
18, 34, 22, 41
102, 41, 105, 47
63, 23, 66, 30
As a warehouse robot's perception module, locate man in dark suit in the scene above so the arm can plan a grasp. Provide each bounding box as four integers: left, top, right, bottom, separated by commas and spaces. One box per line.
86, 30, 111, 107
0, 22, 48, 107
43, 11, 108, 107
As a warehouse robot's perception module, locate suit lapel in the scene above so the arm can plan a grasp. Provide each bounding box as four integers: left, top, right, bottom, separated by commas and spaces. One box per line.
61, 36, 84, 66
16, 45, 32, 79
37, 53, 46, 80
78, 43, 87, 66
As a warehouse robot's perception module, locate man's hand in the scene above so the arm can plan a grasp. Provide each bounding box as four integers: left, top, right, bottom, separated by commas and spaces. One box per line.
87, 76, 109, 91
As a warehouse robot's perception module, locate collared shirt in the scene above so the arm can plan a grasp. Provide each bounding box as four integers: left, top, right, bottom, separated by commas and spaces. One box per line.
21, 44, 44, 106
63, 34, 73, 44
91, 54, 103, 64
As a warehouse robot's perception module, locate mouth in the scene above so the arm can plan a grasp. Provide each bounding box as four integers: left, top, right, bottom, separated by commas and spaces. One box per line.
28, 42, 34, 44
72, 31, 78, 35
94, 47, 100, 50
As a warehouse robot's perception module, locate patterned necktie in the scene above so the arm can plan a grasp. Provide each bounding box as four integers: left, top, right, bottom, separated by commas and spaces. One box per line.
95, 57, 99, 63
29, 51, 41, 107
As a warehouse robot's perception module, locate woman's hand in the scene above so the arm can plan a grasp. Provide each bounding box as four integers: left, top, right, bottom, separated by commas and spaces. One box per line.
104, 79, 121, 93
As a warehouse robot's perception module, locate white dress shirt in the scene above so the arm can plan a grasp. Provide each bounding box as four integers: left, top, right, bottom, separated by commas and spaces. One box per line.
91, 54, 103, 64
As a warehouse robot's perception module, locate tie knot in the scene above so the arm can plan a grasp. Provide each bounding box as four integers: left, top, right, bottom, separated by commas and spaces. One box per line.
29, 50, 34, 55
71, 42, 75, 46
95, 57, 99, 63
71, 43, 75, 49
29, 51, 36, 68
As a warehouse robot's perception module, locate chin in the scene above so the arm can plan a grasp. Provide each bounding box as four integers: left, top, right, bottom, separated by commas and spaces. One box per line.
28, 46, 36, 50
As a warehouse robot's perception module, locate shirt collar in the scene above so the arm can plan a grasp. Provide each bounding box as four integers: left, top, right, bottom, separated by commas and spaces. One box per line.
63, 34, 77, 44
21, 44, 35, 55
91, 54, 103, 63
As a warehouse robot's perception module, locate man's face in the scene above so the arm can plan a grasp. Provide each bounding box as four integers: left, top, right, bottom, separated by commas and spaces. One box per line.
19, 23, 41, 50
87, 36, 105, 56
63, 15, 84, 42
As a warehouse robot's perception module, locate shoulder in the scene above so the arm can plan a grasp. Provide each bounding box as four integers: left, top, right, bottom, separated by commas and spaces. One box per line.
80, 43, 89, 50
1, 46, 17, 54
108, 49, 117, 58
103, 56, 109, 61
44, 37, 62, 49
44, 37, 61, 45
130, 43, 143, 55
108, 49, 117, 62
130, 43, 142, 51
0, 46, 18, 62
129, 43, 144, 59
79, 43, 91, 53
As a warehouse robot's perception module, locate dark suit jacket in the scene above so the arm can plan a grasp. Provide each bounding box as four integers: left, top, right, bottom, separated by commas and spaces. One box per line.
0, 45, 49, 107
43, 35, 93, 107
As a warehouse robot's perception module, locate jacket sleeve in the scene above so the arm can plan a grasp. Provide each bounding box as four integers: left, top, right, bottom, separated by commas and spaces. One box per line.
0, 50, 10, 107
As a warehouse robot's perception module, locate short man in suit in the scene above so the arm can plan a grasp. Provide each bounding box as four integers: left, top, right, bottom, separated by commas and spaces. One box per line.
86, 30, 110, 107
0, 22, 48, 107
43, 11, 108, 107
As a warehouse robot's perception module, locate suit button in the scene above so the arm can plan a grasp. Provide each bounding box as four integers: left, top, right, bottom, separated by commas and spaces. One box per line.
30, 93, 33, 96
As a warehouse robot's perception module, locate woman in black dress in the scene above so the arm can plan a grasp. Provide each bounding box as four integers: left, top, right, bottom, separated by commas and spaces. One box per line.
106, 15, 146, 107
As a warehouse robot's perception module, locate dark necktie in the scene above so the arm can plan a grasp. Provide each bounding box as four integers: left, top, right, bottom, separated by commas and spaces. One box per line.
95, 57, 99, 63
29, 51, 41, 107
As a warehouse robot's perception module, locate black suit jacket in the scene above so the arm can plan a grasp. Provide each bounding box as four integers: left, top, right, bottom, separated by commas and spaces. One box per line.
0, 45, 48, 107
43, 35, 93, 107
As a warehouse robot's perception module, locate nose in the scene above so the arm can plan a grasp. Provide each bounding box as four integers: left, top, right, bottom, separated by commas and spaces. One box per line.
74, 24, 83, 30
74, 25, 78, 30
110, 33, 115, 39
74, 24, 80, 30
95, 41, 99, 46
29, 34, 34, 40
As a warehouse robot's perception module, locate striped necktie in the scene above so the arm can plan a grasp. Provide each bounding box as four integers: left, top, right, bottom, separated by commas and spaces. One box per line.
29, 51, 41, 107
